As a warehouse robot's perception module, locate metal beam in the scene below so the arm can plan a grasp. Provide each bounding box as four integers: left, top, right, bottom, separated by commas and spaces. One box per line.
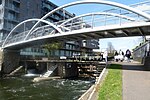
89, 32, 104, 38
2, 19, 63, 48
76, 34, 94, 40
91, 33, 103, 38
122, 30, 129, 36
75, 36, 86, 40
107, 31, 116, 37
27, 0, 150, 41
82, 34, 97, 39
59, 12, 136, 27
67, 36, 84, 41
137, 28, 144, 36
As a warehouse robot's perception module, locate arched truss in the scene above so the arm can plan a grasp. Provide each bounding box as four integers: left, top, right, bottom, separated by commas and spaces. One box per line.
28, 12, 136, 36
24, 0, 150, 40
4, 0, 150, 48
2, 18, 63, 48
58, 12, 136, 29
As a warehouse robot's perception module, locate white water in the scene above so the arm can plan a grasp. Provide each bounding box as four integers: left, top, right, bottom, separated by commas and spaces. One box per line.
24, 73, 40, 77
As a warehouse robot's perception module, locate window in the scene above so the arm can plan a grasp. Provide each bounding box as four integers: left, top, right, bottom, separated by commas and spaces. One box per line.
0, 19, 2, 25
60, 50, 64, 56
0, 32, 3, 41
32, 11, 35, 17
66, 51, 69, 56
27, 1, 30, 8
5, 0, 9, 7
8, 12, 15, 20
36, 4, 39, 10
69, 51, 72, 56
55, 50, 59, 56
66, 44, 69, 49
0, 0, 2, 5
72, 45, 75, 50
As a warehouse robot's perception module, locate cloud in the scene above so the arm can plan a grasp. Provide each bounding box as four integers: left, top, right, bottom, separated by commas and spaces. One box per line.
99, 37, 143, 52
135, 4, 150, 11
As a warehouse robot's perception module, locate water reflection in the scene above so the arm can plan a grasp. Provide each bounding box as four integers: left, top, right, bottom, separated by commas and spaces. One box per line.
0, 77, 94, 100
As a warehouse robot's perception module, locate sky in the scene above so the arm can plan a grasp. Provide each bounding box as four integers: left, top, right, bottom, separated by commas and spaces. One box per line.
49, 0, 146, 15
50, 0, 146, 6
49, 0, 148, 52
99, 37, 143, 52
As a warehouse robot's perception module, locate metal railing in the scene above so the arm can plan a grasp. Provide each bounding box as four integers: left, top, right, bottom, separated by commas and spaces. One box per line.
3, 0, 150, 47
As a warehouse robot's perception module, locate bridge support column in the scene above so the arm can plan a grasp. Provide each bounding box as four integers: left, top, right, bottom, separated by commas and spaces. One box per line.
143, 57, 150, 70
58, 62, 78, 78
0, 48, 3, 77
0, 49, 20, 75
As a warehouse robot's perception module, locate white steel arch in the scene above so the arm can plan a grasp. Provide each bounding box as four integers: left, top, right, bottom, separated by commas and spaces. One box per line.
29, 25, 56, 37
59, 12, 136, 27
25, 0, 150, 40
2, 18, 63, 48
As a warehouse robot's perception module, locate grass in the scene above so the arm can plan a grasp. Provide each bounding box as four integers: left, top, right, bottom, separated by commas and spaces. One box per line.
98, 64, 122, 100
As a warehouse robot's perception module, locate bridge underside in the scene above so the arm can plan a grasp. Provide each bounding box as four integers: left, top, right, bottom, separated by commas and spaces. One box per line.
4, 22, 150, 50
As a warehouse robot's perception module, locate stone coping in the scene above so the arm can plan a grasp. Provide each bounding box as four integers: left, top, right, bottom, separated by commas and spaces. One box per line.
78, 67, 107, 100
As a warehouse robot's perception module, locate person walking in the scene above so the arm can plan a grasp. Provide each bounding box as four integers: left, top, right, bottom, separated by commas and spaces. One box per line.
125, 49, 131, 62
103, 50, 108, 63
114, 50, 118, 56
119, 49, 124, 56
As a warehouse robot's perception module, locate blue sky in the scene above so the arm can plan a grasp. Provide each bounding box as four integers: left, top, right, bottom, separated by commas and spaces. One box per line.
99, 37, 143, 52
50, 0, 146, 15
50, 0, 146, 6
49, 0, 147, 52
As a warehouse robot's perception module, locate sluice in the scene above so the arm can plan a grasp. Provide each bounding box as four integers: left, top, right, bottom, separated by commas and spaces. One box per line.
78, 61, 106, 78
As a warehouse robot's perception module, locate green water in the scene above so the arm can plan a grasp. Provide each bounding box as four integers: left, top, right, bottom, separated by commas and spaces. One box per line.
0, 77, 93, 100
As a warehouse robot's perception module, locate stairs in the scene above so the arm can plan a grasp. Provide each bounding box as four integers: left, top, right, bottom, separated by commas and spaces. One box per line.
41, 65, 57, 77
7, 66, 24, 76
78, 61, 106, 78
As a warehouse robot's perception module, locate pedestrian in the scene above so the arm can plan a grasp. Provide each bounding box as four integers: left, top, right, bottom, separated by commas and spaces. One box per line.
119, 49, 124, 56
125, 49, 131, 62
103, 50, 108, 62
114, 50, 118, 56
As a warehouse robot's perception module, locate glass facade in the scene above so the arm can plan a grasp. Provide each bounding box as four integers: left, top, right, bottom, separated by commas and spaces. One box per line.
42, 0, 73, 22
0, 0, 98, 59
0, 0, 2, 5
0, 0, 20, 40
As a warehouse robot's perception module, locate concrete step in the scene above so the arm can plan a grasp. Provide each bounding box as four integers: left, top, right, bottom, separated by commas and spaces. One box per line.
7, 66, 24, 76
41, 65, 57, 77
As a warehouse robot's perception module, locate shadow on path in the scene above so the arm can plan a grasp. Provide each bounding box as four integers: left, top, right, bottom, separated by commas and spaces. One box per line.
120, 61, 150, 100
110, 61, 148, 72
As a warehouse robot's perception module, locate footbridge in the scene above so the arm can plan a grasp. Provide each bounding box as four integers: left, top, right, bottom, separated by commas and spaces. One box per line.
2, 0, 150, 49
1, 0, 150, 74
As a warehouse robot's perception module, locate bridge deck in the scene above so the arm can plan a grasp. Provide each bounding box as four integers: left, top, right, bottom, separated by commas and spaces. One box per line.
4, 21, 150, 50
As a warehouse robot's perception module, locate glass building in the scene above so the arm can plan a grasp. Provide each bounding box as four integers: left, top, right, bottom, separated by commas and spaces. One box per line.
0, 0, 99, 59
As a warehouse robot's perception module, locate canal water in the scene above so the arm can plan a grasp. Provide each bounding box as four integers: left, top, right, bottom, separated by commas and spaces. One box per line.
0, 76, 94, 100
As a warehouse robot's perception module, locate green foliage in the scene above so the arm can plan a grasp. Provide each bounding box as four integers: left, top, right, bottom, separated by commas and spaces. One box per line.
43, 42, 63, 57
98, 64, 122, 100
108, 53, 114, 57
133, 39, 147, 51
43, 42, 62, 52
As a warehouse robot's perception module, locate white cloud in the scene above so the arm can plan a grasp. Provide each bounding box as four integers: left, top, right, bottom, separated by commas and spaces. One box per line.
135, 4, 150, 11
99, 37, 143, 52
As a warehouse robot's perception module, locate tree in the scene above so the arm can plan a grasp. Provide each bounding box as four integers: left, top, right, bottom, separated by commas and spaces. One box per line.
43, 42, 63, 58
107, 42, 115, 53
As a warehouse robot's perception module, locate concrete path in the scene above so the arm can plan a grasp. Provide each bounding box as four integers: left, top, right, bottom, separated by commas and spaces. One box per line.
122, 62, 150, 100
